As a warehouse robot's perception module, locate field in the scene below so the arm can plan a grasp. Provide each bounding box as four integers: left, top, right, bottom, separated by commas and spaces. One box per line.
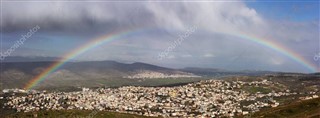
237, 97, 320, 118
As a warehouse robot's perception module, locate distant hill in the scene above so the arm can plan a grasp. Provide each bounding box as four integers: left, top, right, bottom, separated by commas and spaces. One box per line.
1, 56, 67, 62
0, 58, 292, 90
180, 67, 277, 77
0, 61, 202, 90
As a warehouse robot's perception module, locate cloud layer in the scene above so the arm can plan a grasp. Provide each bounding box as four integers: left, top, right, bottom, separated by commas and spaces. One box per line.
1, 1, 318, 72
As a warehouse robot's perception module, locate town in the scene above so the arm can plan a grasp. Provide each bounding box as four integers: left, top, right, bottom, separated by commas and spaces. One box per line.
3, 79, 319, 117
125, 70, 201, 79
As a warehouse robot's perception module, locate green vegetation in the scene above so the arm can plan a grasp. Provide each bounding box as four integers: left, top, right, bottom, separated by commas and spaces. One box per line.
243, 97, 320, 118
243, 86, 272, 94
93, 77, 203, 87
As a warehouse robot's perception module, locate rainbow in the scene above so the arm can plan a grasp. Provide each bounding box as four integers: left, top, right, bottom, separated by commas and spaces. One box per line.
24, 29, 319, 90
231, 32, 318, 72
24, 28, 138, 89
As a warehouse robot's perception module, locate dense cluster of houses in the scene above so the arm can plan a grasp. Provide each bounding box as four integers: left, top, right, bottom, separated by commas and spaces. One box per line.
3, 79, 316, 117
125, 70, 201, 79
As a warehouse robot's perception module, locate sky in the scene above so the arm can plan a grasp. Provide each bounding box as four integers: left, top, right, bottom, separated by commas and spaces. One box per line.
0, 0, 319, 73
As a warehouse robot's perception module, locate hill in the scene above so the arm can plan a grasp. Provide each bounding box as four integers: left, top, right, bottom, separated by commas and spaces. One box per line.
239, 97, 320, 118
0, 61, 203, 90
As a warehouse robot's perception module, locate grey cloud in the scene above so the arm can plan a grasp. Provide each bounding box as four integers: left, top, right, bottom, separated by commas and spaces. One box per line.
1, 2, 154, 32
1, 1, 317, 72
1, 2, 265, 34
